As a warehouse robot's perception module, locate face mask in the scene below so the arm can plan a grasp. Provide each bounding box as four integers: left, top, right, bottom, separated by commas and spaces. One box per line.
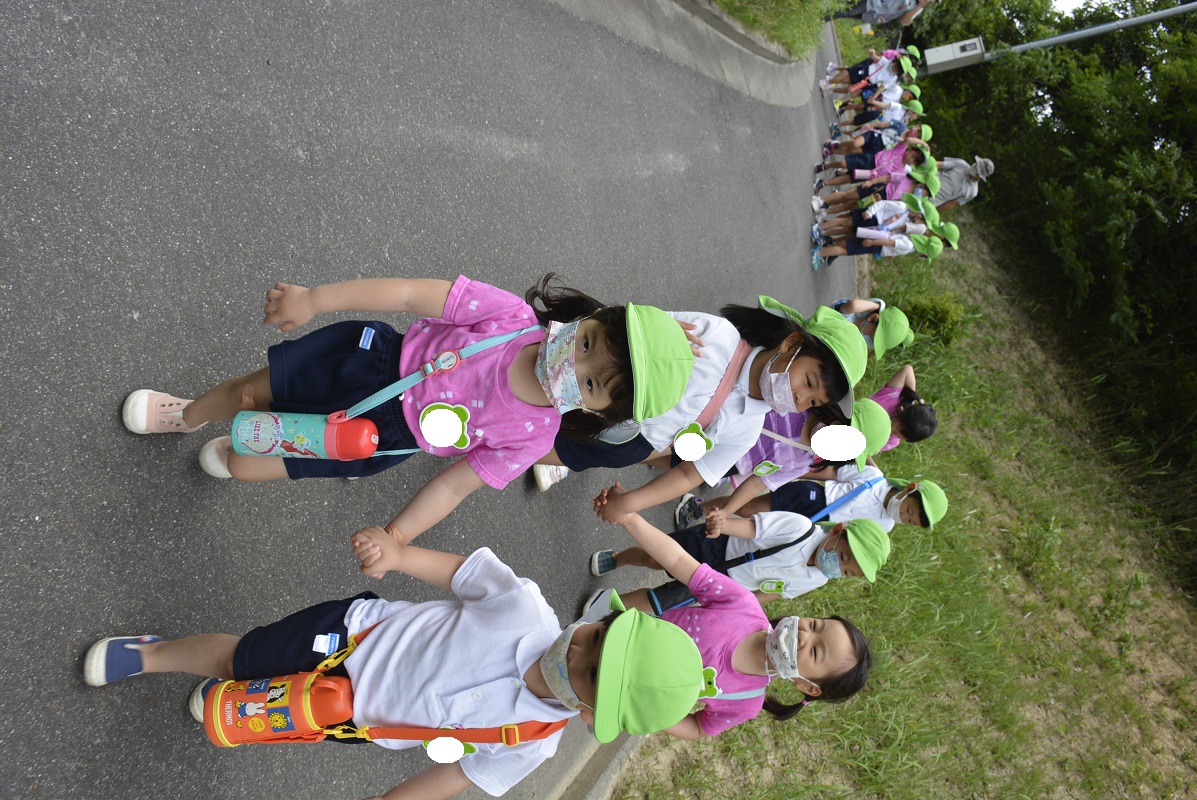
758, 348, 801, 414
816, 538, 842, 580
535, 319, 587, 415
886, 488, 911, 521
539, 621, 594, 712
764, 617, 820, 690
860, 333, 874, 351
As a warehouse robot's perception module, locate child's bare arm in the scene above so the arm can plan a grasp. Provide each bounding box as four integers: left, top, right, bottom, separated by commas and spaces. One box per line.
364, 761, 474, 800
885, 364, 917, 391
835, 298, 882, 314
705, 511, 756, 539
351, 527, 465, 589
712, 474, 767, 518
662, 713, 707, 739
617, 506, 701, 588
594, 461, 703, 524
264, 278, 454, 332
385, 459, 488, 545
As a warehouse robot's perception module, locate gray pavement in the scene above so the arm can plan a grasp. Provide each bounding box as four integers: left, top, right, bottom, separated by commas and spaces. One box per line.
0, 1, 847, 798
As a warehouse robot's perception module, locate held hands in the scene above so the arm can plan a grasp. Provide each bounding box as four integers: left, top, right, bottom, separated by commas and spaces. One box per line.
351, 525, 404, 580
704, 507, 727, 538
264, 283, 317, 332
593, 483, 631, 525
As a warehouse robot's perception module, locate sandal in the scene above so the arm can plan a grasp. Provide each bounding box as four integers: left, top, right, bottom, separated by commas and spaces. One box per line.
122, 390, 205, 434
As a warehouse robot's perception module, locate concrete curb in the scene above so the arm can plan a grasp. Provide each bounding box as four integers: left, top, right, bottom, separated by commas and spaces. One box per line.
556, 734, 646, 800
670, 0, 793, 63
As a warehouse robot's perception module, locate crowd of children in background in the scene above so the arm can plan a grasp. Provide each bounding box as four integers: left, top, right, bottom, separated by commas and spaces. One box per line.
809, 45, 993, 271
80, 44, 958, 800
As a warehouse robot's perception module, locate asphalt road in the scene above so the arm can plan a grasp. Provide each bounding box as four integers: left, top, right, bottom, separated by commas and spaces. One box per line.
0, 1, 846, 797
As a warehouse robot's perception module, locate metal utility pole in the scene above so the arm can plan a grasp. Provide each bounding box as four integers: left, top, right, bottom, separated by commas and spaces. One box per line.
986, 1, 1197, 61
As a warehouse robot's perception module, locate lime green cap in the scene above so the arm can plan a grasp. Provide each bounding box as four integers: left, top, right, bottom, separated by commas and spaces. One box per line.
903, 84, 922, 99
916, 122, 932, 141
594, 596, 703, 743
911, 234, 944, 261
874, 306, 912, 360
899, 56, 915, 78
935, 221, 960, 249
905, 45, 922, 61
844, 518, 890, 582
851, 398, 892, 470
903, 99, 923, 115
626, 304, 695, 422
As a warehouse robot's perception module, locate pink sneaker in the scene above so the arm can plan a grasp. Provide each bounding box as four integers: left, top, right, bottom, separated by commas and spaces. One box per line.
122, 390, 205, 434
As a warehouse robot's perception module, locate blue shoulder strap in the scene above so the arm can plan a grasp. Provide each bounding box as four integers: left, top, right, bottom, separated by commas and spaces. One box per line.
339, 324, 542, 457
808, 477, 882, 522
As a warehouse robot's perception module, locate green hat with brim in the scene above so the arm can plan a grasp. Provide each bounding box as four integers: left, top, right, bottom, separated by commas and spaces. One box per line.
874, 306, 912, 360
903, 192, 940, 228
902, 330, 915, 346
903, 99, 923, 115
593, 597, 703, 743
916, 122, 932, 141
935, 221, 960, 249
903, 84, 922, 99
899, 56, 915, 79
905, 45, 922, 62
911, 234, 944, 261
887, 478, 949, 529
758, 297, 868, 419
850, 398, 893, 470
626, 303, 695, 422
845, 518, 890, 582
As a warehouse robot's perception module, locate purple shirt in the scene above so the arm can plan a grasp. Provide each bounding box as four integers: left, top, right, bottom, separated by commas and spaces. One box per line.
869, 386, 901, 452
732, 410, 817, 491
399, 276, 559, 489
662, 565, 772, 736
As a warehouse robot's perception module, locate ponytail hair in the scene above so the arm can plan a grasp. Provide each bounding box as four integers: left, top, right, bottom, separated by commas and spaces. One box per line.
524, 274, 635, 440
761, 615, 871, 721
719, 304, 851, 411
895, 386, 937, 443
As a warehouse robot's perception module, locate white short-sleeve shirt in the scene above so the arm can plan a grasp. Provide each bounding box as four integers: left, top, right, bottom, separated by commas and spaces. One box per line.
723, 511, 829, 599
822, 465, 897, 532
343, 548, 574, 797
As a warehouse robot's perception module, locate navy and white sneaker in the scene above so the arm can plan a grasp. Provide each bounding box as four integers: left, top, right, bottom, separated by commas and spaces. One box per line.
84, 635, 162, 687
590, 550, 618, 577
673, 493, 705, 530
188, 677, 223, 722
811, 245, 824, 272
829, 122, 842, 137
810, 223, 823, 243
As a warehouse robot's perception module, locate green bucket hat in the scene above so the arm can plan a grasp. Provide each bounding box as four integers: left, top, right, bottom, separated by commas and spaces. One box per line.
916, 122, 932, 141
905, 45, 922, 62
903, 192, 940, 228
903, 98, 923, 115
626, 303, 695, 422
844, 518, 890, 582
757, 296, 868, 418
888, 478, 949, 529
935, 221, 960, 250
874, 306, 912, 360
594, 591, 703, 743
910, 233, 944, 261
899, 56, 915, 79
851, 397, 892, 470
902, 84, 922, 99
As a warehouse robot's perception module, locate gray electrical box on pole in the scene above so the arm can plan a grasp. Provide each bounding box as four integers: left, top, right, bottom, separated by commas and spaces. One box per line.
923, 37, 986, 74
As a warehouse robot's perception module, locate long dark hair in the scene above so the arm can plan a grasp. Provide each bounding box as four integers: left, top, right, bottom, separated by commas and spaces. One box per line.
524, 274, 634, 440
895, 386, 937, 442
761, 614, 871, 721
719, 304, 851, 410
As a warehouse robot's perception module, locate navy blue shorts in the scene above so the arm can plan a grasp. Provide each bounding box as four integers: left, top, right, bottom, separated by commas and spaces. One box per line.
770, 480, 827, 517
232, 592, 380, 680
844, 152, 877, 172
669, 524, 730, 564
852, 110, 881, 127
268, 321, 419, 479
845, 238, 883, 256
848, 60, 870, 84
554, 432, 656, 472
850, 208, 870, 227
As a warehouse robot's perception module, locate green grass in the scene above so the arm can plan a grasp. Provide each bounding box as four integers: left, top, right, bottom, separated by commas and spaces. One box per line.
710, 0, 840, 58
612, 220, 1197, 799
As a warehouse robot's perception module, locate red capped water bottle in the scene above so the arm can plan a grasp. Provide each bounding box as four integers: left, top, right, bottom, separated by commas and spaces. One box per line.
231, 411, 379, 460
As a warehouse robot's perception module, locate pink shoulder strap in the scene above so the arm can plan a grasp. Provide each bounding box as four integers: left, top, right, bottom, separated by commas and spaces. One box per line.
696, 340, 752, 429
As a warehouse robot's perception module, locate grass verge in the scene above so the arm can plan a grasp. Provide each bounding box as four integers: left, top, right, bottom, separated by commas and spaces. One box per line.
611, 214, 1197, 799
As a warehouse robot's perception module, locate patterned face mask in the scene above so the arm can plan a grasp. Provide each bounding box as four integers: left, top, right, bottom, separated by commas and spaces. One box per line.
816, 537, 843, 580
535, 320, 588, 415
764, 617, 821, 691
538, 621, 594, 712
758, 348, 802, 414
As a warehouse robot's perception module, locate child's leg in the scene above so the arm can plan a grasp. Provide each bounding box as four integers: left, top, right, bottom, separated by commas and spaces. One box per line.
613, 546, 664, 571
183, 367, 273, 427
613, 588, 658, 615
139, 634, 240, 677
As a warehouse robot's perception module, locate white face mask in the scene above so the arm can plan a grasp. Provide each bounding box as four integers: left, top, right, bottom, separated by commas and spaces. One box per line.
764, 617, 820, 690
535, 320, 588, 415
538, 621, 594, 712
886, 488, 911, 521
758, 348, 801, 414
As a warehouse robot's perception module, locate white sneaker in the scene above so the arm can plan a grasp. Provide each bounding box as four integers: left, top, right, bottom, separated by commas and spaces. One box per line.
188, 678, 222, 722
199, 436, 233, 479
826, 61, 837, 77
534, 464, 570, 492
578, 588, 616, 623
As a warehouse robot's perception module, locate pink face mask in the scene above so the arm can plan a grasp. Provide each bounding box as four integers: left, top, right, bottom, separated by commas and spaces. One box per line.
758, 348, 801, 414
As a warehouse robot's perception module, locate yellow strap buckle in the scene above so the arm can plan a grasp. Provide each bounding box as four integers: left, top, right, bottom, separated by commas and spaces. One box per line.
500, 724, 520, 746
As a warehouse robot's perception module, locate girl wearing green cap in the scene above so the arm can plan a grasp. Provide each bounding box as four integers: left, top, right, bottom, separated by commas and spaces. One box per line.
870, 364, 938, 450
584, 302, 864, 526
120, 273, 678, 546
